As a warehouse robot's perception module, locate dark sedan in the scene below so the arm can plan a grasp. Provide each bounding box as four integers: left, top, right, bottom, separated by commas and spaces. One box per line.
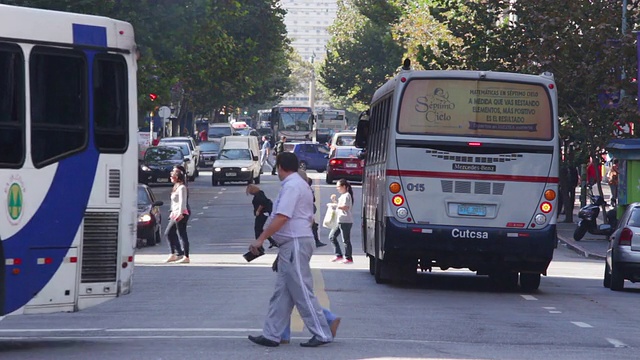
198, 141, 220, 169
137, 184, 164, 248
325, 146, 364, 184
138, 146, 188, 185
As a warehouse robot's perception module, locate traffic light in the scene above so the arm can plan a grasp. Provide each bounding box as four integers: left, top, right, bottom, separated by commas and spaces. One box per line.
149, 93, 158, 101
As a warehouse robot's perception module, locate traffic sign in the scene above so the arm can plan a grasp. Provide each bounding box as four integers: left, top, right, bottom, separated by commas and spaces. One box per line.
158, 106, 171, 119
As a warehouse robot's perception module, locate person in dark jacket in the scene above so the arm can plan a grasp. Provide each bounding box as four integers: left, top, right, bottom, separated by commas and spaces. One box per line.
246, 184, 277, 248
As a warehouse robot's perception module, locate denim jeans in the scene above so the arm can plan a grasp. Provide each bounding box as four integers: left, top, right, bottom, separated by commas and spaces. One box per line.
329, 223, 353, 260
165, 214, 189, 257
281, 308, 337, 341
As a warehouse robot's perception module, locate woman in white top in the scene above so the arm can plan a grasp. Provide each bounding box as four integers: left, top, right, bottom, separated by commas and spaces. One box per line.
164, 167, 190, 263
328, 179, 354, 264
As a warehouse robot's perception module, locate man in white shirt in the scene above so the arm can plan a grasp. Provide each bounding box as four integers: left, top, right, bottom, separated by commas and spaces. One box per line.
248, 152, 333, 348
259, 136, 274, 174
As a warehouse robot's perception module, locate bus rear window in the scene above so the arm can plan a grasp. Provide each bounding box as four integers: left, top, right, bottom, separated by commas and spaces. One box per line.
398, 79, 553, 140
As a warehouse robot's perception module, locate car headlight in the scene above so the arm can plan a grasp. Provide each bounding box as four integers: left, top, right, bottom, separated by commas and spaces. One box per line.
138, 214, 152, 222
214, 167, 221, 172
241, 167, 248, 172
141, 165, 152, 172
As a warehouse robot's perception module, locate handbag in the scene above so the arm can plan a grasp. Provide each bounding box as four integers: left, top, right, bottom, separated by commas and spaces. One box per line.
322, 204, 338, 229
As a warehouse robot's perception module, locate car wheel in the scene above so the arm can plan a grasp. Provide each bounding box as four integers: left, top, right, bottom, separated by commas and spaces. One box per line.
317, 169, 324, 173
194, 167, 199, 178
610, 262, 625, 291
325, 174, 333, 184
299, 161, 307, 171
603, 263, 612, 288
212, 174, 217, 186
255, 174, 261, 184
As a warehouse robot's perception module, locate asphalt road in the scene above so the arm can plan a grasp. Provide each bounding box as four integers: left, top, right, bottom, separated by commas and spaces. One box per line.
1, 172, 639, 360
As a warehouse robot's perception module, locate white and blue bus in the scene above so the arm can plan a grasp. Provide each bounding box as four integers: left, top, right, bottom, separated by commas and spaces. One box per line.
0, 5, 139, 316
356, 61, 559, 291
317, 109, 347, 131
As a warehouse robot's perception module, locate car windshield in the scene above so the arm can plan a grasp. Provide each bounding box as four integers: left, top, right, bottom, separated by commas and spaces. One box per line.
218, 148, 252, 160
145, 147, 182, 161
208, 127, 232, 138
199, 142, 220, 152
138, 187, 152, 205
335, 147, 360, 158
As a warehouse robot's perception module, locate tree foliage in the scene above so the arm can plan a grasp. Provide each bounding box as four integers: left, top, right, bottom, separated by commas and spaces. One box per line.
1, 0, 293, 120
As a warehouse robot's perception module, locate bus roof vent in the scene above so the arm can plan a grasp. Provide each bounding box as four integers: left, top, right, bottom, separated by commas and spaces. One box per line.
402, 58, 411, 71
540, 71, 554, 80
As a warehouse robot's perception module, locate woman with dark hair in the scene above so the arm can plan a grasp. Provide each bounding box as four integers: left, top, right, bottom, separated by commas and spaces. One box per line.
164, 167, 191, 263
329, 178, 354, 264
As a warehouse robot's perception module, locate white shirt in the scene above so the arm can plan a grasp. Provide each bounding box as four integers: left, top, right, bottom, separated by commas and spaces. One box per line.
170, 184, 188, 219
337, 192, 353, 224
270, 172, 314, 243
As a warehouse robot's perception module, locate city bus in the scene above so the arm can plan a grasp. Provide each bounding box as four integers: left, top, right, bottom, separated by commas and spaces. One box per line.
0, 4, 139, 316
317, 109, 347, 131
257, 109, 271, 129
270, 106, 314, 141
356, 61, 558, 291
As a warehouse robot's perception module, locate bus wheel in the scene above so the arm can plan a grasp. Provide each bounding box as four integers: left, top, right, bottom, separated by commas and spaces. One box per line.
519, 273, 541, 292
374, 257, 391, 284
368, 255, 375, 275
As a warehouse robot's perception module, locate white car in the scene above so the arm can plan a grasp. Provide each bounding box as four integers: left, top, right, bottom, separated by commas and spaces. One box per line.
212, 148, 261, 186
157, 140, 198, 180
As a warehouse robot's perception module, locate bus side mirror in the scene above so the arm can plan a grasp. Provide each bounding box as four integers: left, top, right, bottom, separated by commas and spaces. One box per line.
355, 119, 369, 149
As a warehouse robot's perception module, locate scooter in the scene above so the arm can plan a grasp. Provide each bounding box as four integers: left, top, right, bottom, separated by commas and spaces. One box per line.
573, 193, 617, 241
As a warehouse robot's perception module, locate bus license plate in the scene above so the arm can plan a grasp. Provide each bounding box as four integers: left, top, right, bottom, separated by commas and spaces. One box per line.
458, 204, 486, 216
226, 172, 237, 177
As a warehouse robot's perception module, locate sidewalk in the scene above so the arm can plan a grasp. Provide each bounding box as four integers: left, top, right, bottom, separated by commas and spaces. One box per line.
556, 184, 613, 260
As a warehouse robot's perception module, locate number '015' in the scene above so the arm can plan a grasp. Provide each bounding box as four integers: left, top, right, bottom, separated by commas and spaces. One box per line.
406, 183, 425, 192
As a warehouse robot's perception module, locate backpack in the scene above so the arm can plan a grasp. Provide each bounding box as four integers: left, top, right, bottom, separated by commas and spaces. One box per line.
275, 141, 284, 154
264, 197, 273, 214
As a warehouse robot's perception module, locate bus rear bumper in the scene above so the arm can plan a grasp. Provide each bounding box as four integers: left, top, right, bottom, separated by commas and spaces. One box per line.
383, 217, 557, 274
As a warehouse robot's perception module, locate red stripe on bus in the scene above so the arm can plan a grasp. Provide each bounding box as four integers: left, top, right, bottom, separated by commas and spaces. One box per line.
386, 169, 558, 183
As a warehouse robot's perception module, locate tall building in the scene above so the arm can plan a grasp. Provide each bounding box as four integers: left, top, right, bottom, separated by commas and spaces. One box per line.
280, 0, 338, 107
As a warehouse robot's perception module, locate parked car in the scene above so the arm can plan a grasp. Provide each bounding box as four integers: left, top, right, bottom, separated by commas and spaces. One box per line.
212, 148, 261, 186
604, 202, 640, 291
198, 141, 220, 169
326, 146, 364, 184
137, 184, 163, 248
287, 142, 329, 172
208, 123, 235, 142
157, 140, 198, 180
138, 146, 188, 185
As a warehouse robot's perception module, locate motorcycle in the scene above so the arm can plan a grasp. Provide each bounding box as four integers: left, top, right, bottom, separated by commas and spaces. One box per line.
573, 192, 617, 241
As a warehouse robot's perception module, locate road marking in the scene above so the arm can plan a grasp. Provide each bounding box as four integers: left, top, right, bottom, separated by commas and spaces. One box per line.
197, 212, 204, 215
203, 206, 209, 209
291, 268, 330, 333
549, 311, 561, 314
543, 307, 555, 310
571, 321, 593, 328
606, 338, 628, 348
521, 295, 537, 300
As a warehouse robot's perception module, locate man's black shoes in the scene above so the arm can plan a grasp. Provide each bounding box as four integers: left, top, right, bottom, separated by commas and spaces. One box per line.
300, 336, 330, 347
248, 335, 279, 347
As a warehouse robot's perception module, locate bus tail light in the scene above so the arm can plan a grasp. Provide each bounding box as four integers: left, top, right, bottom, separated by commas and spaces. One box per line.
389, 182, 401, 193
392, 195, 404, 206
544, 189, 556, 201
540, 202, 552, 213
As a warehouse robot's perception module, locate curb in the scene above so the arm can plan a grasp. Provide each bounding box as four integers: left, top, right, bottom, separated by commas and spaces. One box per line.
557, 233, 606, 260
